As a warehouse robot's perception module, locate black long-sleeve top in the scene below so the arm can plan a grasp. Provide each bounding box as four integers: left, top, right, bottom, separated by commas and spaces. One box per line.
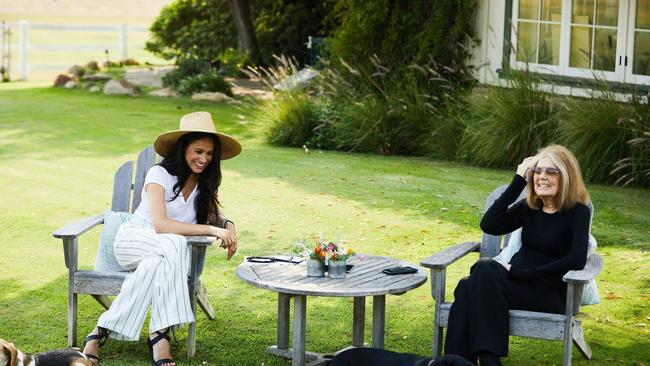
480, 175, 590, 282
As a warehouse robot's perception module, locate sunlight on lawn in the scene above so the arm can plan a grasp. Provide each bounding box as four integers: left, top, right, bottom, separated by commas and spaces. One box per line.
0, 87, 648, 365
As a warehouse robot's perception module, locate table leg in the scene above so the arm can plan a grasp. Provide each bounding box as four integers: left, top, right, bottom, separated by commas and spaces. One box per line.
372, 295, 385, 349
278, 292, 291, 350
352, 297, 365, 347
293, 295, 307, 366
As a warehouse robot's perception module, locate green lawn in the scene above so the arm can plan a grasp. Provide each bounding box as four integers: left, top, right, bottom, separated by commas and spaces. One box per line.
0, 86, 648, 366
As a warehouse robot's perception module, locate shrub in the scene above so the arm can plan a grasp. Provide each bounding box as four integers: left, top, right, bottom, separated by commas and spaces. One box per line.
615, 119, 650, 187
146, 0, 236, 61
246, 56, 319, 147
217, 48, 253, 78
559, 84, 650, 186
328, 0, 478, 82
162, 58, 214, 89
176, 71, 232, 96
459, 71, 559, 168
316, 56, 470, 157
265, 91, 319, 147
147, 0, 336, 66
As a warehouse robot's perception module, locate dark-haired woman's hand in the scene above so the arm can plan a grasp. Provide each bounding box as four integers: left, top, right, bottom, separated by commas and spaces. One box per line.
212, 225, 238, 260
224, 223, 237, 260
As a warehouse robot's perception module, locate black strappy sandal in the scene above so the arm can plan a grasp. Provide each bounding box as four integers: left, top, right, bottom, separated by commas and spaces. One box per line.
147, 329, 176, 366
82, 327, 110, 364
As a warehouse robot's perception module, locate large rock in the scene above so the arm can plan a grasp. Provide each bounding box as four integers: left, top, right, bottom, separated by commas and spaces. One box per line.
68, 65, 85, 78
149, 88, 177, 97
124, 67, 174, 88
191, 92, 234, 102
274, 67, 319, 91
53, 74, 73, 87
85, 61, 99, 71
64, 80, 77, 89
103, 79, 138, 96
82, 73, 111, 82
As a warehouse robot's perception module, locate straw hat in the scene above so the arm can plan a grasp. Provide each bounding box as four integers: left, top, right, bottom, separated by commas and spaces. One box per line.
154, 111, 242, 159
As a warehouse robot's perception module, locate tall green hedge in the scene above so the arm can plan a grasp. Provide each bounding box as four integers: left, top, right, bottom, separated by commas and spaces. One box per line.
328, 0, 478, 79
146, 0, 336, 65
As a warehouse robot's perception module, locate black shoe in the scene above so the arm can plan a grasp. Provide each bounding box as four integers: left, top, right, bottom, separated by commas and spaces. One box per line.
478, 351, 502, 366
147, 329, 176, 366
82, 327, 110, 364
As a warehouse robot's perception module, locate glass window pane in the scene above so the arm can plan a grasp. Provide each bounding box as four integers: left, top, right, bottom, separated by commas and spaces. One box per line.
538, 24, 561, 65
541, 0, 562, 21
595, 0, 619, 26
593, 28, 617, 71
570, 26, 592, 68
633, 31, 650, 76
517, 22, 538, 62
637, 0, 650, 29
520, 0, 539, 20
572, 0, 594, 24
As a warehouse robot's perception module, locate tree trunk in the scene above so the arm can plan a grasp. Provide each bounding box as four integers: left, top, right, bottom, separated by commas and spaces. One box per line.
227, 0, 260, 63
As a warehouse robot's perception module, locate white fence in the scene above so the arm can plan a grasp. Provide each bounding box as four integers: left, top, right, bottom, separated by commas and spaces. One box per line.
0, 20, 151, 81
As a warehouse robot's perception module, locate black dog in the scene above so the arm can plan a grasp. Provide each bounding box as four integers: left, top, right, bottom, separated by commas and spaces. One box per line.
327, 348, 474, 366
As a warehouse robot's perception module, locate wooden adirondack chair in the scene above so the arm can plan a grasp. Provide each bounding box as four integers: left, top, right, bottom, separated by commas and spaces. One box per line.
420, 184, 603, 366
53, 146, 216, 357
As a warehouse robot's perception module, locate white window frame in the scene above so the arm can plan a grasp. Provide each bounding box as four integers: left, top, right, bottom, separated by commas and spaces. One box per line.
511, 0, 564, 75
625, 0, 650, 85
510, 0, 650, 85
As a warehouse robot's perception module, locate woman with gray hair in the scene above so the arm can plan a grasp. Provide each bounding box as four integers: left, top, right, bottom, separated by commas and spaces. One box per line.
445, 145, 591, 366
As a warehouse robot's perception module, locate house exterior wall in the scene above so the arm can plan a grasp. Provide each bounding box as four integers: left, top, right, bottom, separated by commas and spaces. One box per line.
469, 0, 506, 84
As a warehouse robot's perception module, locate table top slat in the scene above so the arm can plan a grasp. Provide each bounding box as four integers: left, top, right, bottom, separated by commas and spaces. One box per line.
236, 255, 427, 297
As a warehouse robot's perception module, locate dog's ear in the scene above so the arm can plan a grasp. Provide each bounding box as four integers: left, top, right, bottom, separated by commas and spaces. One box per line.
0, 340, 18, 366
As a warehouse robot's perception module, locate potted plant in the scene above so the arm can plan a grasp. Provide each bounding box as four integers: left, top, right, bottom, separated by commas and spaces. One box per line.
293, 235, 355, 278
321, 240, 354, 279
294, 239, 326, 277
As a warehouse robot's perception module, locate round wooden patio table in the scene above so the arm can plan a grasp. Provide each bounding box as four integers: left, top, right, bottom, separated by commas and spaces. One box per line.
236, 254, 428, 366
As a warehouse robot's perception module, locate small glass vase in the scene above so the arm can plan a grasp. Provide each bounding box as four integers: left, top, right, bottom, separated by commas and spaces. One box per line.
307, 258, 326, 277
328, 260, 347, 279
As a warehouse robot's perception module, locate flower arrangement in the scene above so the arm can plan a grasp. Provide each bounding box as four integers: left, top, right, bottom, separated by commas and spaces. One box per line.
293, 234, 354, 264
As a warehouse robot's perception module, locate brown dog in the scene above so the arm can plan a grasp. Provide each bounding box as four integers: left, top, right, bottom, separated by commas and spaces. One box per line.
0, 338, 93, 366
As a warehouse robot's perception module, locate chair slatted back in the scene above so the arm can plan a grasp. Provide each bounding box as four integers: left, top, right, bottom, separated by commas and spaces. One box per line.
132, 146, 157, 213
480, 184, 525, 258
111, 161, 134, 212
480, 184, 595, 259
110, 146, 157, 214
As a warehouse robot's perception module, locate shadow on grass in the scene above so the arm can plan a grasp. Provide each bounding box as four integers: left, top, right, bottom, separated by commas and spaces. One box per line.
1, 271, 649, 365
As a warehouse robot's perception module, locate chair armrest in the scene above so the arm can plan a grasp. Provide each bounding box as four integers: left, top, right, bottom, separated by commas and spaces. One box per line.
421, 241, 481, 269
53, 214, 104, 239
563, 253, 603, 284
186, 236, 215, 247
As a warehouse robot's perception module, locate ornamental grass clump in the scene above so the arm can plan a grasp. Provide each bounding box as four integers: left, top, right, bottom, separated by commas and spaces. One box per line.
559, 81, 650, 186
318, 55, 470, 157
459, 71, 559, 168
244, 55, 321, 147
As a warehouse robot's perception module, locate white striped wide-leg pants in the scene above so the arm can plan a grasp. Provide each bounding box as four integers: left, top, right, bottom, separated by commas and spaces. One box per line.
97, 219, 195, 341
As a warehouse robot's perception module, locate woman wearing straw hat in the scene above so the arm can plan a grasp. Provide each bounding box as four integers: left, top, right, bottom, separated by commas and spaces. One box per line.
82, 111, 242, 366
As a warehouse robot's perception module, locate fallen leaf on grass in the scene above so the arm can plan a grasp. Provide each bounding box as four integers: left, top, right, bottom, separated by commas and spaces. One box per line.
605, 292, 622, 300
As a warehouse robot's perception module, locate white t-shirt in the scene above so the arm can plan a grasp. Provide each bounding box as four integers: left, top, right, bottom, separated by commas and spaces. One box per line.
133, 165, 198, 225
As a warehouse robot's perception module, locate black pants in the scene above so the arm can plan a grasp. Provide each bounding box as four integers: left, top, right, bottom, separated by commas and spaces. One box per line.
444, 259, 565, 359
